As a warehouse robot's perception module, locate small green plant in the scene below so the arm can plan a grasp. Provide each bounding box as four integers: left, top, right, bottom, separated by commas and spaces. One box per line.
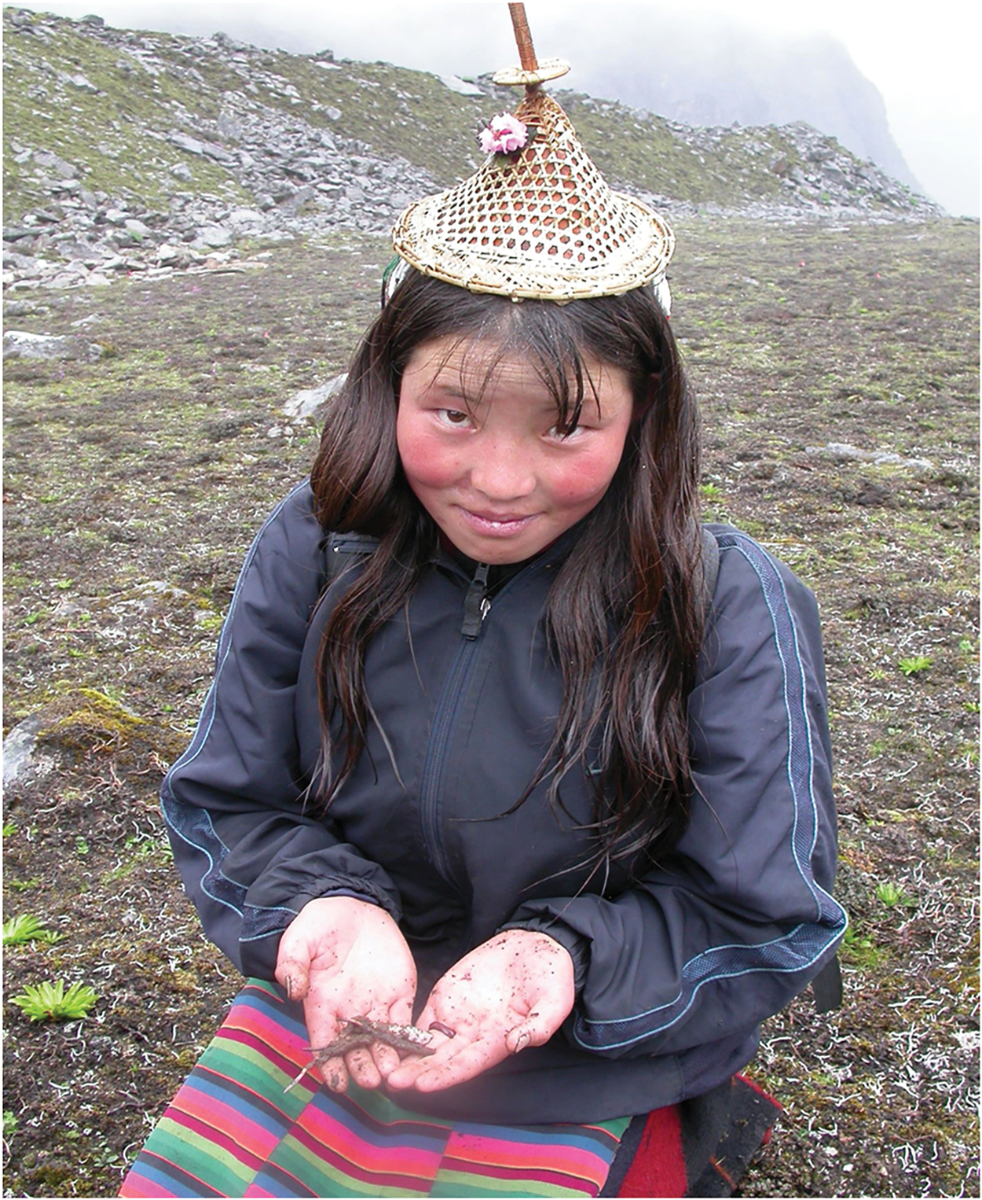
3, 1110, 17, 1139
876, 881, 917, 909
7, 877, 41, 893
700, 482, 723, 499
899, 655, 932, 676
964, 700, 980, 714
75, 836, 90, 857
2, 914, 63, 946
1, 822, 15, 838
840, 925, 880, 968
10, 980, 98, 1022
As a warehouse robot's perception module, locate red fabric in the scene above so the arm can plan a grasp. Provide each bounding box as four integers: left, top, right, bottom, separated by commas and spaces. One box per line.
616, 1104, 687, 1198
735, 1072, 784, 1109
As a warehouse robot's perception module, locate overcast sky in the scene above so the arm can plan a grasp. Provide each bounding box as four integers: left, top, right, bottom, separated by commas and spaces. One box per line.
9, 0, 980, 216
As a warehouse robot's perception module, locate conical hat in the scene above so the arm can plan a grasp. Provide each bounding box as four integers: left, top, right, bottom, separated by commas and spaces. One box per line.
390, 13, 674, 303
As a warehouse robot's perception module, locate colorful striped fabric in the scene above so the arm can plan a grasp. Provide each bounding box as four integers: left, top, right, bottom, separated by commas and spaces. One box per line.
120, 980, 629, 1198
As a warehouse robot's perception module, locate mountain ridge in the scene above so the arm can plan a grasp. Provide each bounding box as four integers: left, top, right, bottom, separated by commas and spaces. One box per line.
2, 6, 944, 293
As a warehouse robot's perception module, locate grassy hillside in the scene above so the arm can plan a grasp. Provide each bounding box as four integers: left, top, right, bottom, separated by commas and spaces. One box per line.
3, 5, 933, 226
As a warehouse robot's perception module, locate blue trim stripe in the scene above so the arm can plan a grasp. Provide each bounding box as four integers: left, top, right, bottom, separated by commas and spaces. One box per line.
573, 532, 847, 1052
160, 481, 313, 929
161, 789, 248, 918
166, 480, 312, 781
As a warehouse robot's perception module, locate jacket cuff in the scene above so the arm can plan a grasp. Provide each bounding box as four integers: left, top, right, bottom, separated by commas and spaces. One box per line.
238, 878, 402, 981
498, 918, 590, 995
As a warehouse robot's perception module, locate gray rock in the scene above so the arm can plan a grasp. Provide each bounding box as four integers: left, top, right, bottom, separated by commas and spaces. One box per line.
3, 330, 109, 362
282, 373, 347, 423
193, 224, 232, 248
3, 714, 45, 786
200, 141, 236, 164
169, 131, 205, 156
33, 150, 76, 178
4, 251, 37, 270
66, 72, 99, 93
216, 109, 243, 141
227, 208, 264, 227
439, 74, 484, 96
806, 442, 933, 471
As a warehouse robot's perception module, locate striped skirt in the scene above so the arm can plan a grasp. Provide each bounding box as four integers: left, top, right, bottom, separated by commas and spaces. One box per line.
120, 979, 630, 1198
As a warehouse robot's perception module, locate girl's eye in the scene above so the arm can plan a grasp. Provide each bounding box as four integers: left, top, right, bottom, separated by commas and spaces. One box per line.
546, 423, 583, 440
439, 409, 471, 426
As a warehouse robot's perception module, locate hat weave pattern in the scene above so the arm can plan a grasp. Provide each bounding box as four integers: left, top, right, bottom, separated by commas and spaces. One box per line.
391, 89, 674, 302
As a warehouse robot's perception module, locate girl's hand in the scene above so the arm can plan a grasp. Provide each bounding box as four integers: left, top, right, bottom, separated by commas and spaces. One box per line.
385, 929, 575, 1093
274, 896, 417, 1092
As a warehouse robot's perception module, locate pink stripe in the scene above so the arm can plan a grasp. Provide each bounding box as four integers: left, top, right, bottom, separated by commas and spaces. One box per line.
440, 1156, 602, 1189
119, 1172, 177, 1198
226, 1006, 307, 1056
296, 1104, 443, 1176
219, 1016, 308, 1072
177, 1083, 280, 1154
289, 1122, 435, 1191
445, 1133, 608, 1173
196, 1064, 298, 1122
167, 1095, 271, 1165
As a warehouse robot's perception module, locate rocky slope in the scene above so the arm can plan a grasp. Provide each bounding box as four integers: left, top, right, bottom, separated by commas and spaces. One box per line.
3, 5, 943, 294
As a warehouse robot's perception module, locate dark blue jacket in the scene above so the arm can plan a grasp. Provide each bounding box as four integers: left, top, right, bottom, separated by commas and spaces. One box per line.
162, 480, 846, 1124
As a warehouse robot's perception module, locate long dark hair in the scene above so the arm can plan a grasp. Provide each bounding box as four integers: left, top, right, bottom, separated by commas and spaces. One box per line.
309, 269, 703, 864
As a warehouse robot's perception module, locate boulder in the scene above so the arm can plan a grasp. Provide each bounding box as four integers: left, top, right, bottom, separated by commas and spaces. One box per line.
3, 330, 110, 362
282, 374, 347, 423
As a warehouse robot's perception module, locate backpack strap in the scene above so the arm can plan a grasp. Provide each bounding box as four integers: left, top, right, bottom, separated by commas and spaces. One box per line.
320, 531, 381, 587
810, 955, 844, 1013
699, 525, 720, 619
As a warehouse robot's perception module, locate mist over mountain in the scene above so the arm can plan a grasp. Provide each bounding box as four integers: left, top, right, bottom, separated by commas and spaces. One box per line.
544, 8, 924, 197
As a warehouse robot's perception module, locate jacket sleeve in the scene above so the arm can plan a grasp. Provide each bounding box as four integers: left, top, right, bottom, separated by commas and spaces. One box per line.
506, 528, 847, 1061
161, 481, 402, 980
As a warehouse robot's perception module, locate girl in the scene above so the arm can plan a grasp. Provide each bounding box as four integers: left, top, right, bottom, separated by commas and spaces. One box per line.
123, 12, 845, 1197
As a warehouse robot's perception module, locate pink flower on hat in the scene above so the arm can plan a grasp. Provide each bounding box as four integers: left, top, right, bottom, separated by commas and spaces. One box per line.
478, 113, 528, 155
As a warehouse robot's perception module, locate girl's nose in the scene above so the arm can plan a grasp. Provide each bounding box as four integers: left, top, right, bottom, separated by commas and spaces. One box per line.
468, 440, 536, 500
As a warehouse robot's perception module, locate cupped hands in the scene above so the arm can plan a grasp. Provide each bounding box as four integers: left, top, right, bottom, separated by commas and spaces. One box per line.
385, 928, 575, 1093
274, 896, 417, 1093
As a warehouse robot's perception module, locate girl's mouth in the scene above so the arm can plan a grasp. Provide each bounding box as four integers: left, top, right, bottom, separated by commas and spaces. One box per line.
458, 508, 538, 536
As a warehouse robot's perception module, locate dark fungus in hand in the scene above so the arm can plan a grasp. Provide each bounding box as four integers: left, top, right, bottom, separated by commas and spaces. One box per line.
308, 1016, 435, 1064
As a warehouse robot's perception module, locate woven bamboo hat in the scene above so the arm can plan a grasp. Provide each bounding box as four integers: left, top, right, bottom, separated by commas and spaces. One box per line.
390, 4, 674, 305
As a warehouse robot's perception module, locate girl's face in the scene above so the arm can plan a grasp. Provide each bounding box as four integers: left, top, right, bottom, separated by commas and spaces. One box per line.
397, 334, 634, 564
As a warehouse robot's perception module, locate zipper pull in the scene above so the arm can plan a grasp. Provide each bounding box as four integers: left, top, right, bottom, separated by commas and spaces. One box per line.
461, 561, 491, 639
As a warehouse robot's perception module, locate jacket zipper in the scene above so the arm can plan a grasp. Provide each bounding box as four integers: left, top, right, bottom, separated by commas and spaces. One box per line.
418, 561, 491, 887
417, 553, 556, 894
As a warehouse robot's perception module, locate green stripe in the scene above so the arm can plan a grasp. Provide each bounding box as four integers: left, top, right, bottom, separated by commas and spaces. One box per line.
204, 1035, 315, 1118
430, 1171, 590, 1197
267, 1134, 431, 1197
148, 1118, 254, 1192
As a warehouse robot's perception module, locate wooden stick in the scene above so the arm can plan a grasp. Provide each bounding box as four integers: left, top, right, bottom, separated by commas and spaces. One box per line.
508, 3, 538, 72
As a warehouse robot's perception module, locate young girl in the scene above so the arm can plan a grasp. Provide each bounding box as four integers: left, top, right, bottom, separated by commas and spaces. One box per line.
123, 11, 844, 1197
